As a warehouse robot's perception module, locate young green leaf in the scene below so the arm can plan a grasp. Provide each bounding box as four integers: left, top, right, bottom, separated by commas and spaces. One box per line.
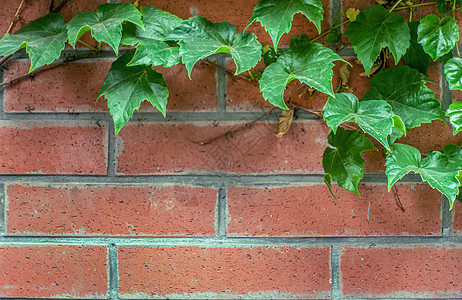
323, 93, 394, 149
121, 6, 182, 67
98, 51, 168, 135
260, 36, 344, 110
67, 3, 143, 54
446, 101, 462, 135
246, 0, 323, 49
323, 128, 377, 196
0, 13, 67, 72
344, 5, 410, 76
403, 21, 431, 75
362, 66, 444, 129
386, 143, 460, 208
444, 57, 462, 90
417, 14, 459, 61
164, 16, 261, 77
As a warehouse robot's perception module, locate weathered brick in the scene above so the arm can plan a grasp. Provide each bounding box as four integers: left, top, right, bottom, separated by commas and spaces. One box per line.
6, 184, 217, 236
228, 184, 442, 237
452, 200, 462, 235
0, 246, 108, 298
4, 58, 217, 112
341, 246, 462, 298
118, 246, 331, 298
0, 121, 107, 175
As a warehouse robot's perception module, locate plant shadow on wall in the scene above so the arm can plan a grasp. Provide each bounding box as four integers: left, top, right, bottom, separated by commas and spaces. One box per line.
1, 0, 462, 211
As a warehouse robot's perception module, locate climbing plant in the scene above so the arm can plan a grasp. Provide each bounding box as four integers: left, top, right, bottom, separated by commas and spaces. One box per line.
1, 0, 462, 209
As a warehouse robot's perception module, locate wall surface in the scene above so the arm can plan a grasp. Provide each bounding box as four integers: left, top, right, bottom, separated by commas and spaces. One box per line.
0, 0, 462, 299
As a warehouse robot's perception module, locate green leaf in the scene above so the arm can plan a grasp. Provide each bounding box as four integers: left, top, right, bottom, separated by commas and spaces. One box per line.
443, 144, 462, 169
444, 57, 462, 90
121, 6, 182, 67
98, 51, 168, 135
325, 26, 341, 45
67, 3, 143, 54
362, 66, 444, 129
436, 0, 450, 15
259, 36, 344, 110
392, 115, 407, 135
0, 13, 67, 72
323, 128, 377, 195
323, 93, 394, 149
386, 143, 460, 208
324, 174, 339, 199
446, 102, 462, 135
165, 16, 261, 77
403, 21, 430, 75
344, 5, 410, 76
417, 14, 459, 61
246, 0, 324, 49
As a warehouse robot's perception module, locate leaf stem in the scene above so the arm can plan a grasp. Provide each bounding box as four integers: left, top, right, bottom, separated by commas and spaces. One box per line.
311, 19, 350, 43
394, 1, 437, 10
77, 39, 97, 51
454, 0, 457, 19
389, 0, 404, 13
6, 0, 25, 34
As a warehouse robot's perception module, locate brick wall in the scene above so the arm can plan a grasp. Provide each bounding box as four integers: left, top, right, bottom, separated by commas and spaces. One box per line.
0, 0, 461, 299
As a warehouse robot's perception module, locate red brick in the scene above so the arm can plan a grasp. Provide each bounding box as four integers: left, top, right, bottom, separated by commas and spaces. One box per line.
341, 246, 462, 298
125, 0, 331, 47
118, 246, 331, 297
4, 59, 217, 112
115, 120, 338, 174
0, 121, 107, 174
0, 246, 108, 298
6, 184, 217, 236
452, 200, 462, 235
228, 184, 442, 237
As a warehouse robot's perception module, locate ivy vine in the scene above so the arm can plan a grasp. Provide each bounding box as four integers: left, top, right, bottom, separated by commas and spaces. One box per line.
1, 0, 462, 209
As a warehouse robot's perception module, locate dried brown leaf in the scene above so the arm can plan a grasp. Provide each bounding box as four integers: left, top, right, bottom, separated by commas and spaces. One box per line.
276, 108, 294, 138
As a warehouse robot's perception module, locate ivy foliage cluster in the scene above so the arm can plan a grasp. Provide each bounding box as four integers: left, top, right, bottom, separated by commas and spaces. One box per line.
1, 0, 462, 209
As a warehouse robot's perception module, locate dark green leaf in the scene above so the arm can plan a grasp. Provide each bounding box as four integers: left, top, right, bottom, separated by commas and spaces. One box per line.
325, 26, 341, 44
417, 14, 459, 61
446, 101, 462, 134
443, 144, 462, 169
437, 50, 453, 64
444, 57, 462, 90
323, 93, 394, 149
121, 6, 182, 67
386, 143, 460, 208
403, 21, 430, 74
362, 66, 444, 129
436, 0, 450, 15
0, 13, 67, 72
67, 3, 143, 54
323, 128, 377, 195
98, 51, 168, 135
165, 16, 261, 77
260, 38, 344, 109
246, 0, 324, 49
344, 5, 410, 76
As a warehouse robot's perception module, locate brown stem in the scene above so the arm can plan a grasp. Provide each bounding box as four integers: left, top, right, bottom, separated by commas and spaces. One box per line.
51, 0, 70, 13
393, 185, 406, 212
200, 59, 257, 85
0, 53, 92, 87
7, 0, 25, 34
198, 107, 277, 145
48, 0, 55, 12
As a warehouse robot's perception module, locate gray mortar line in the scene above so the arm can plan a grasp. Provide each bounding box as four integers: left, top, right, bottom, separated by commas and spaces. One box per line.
107, 118, 117, 177
0, 183, 5, 235
216, 55, 228, 113
216, 187, 228, 238
442, 196, 453, 237
109, 244, 119, 300
0, 236, 461, 247
331, 0, 342, 27
331, 245, 341, 300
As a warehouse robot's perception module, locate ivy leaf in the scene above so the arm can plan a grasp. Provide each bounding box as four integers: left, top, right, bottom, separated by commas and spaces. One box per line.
436, 0, 450, 15
443, 144, 462, 169
323, 128, 377, 195
121, 6, 182, 67
417, 14, 459, 61
344, 5, 410, 76
385, 143, 460, 208
0, 13, 67, 72
165, 16, 261, 77
323, 93, 394, 149
325, 27, 341, 44
362, 66, 444, 129
444, 57, 462, 90
246, 0, 324, 49
260, 36, 345, 110
98, 51, 168, 135
446, 102, 462, 135
67, 3, 143, 54
403, 21, 430, 75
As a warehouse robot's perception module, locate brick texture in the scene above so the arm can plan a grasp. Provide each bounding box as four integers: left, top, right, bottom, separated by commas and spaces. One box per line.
228, 184, 442, 237
341, 247, 462, 298
0, 246, 108, 298
118, 246, 331, 297
452, 200, 462, 235
0, 121, 107, 175
6, 184, 217, 236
